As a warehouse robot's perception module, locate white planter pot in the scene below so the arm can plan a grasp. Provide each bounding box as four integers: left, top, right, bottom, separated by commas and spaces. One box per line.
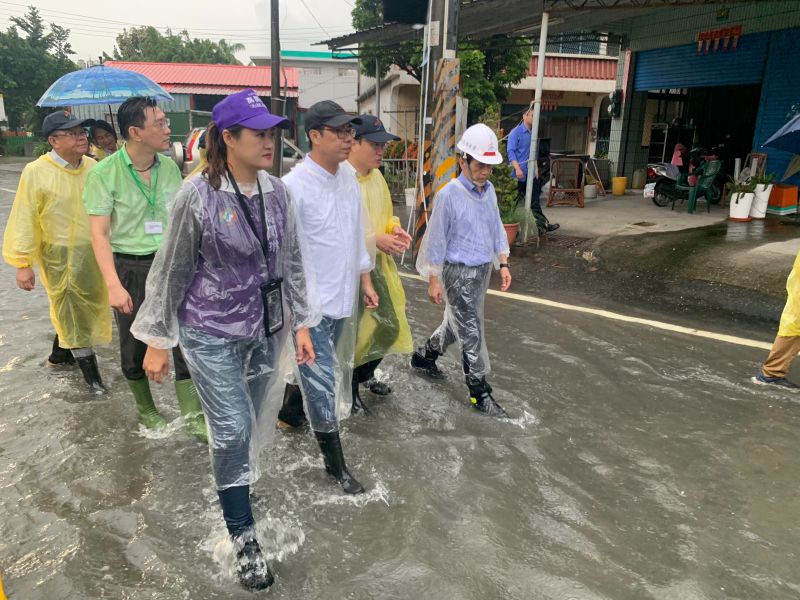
729, 192, 754, 221
584, 184, 598, 199
750, 184, 773, 219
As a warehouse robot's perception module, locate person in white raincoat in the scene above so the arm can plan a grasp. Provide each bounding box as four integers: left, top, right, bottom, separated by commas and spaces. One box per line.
278, 100, 378, 495
411, 123, 513, 417
130, 90, 318, 591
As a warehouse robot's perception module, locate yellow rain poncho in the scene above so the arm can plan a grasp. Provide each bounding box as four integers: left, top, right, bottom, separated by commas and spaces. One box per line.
353, 167, 412, 366
2, 155, 111, 348
778, 250, 800, 337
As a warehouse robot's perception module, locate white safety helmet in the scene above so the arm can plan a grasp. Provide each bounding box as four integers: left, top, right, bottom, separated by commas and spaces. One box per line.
456, 123, 503, 165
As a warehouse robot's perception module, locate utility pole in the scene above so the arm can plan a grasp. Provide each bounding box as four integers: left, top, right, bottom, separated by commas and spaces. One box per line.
413, 0, 461, 252
522, 10, 549, 244
375, 57, 381, 120
270, 0, 283, 177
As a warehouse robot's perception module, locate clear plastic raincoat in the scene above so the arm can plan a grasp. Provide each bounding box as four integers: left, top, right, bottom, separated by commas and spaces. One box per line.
778, 250, 800, 338
351, 166, 412, 366
282, 158, 374, 431
2, 155, 111, 348
131, 171, 320, 489
416, 174, 509, 381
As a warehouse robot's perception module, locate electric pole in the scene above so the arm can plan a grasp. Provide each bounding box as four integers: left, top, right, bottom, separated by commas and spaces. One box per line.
270, 0, 283, 176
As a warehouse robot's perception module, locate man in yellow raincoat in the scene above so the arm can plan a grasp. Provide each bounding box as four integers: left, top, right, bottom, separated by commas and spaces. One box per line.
346, 116, 413, 410
753, 250, 800, 389
2, 111, 111, 393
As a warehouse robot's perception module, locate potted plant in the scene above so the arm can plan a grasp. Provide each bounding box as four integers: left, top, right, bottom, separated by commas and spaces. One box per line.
488, 140, 522, 246
728, 178, 757, 222
750, 172, 776, 219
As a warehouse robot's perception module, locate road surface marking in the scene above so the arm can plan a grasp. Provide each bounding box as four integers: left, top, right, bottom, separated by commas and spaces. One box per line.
0, 187, 16, 194
398, 272, 773, 351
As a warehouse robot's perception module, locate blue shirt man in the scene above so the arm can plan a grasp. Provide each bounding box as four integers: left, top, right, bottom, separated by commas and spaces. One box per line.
506, 108, 559, 233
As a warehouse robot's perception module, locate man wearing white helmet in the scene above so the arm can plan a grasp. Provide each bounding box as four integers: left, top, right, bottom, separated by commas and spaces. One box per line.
411, 123, 512, 417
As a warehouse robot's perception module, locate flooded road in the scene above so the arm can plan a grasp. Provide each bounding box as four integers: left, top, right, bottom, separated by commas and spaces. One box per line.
2, 168, 799, 599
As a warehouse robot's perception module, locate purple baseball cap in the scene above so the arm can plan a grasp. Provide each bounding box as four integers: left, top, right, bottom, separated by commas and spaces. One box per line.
212, 88, 290, 131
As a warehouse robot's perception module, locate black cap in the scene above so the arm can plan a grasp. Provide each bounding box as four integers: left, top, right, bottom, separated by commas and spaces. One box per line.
42, 110, 90, 137
304, 100, 362, 134
353, 114, 401, 143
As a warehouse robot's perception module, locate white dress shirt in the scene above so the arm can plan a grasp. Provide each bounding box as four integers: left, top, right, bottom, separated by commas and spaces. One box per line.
283, 155, 373, 319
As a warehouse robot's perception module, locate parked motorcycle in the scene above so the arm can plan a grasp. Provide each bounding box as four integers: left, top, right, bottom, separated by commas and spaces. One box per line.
645, 145, 723, 208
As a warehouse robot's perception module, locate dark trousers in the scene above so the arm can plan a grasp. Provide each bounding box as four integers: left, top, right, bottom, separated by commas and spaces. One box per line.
516, 179, 549, 230
217, 485, 254, 537
113, 254, 190, 381
353, 358, 382, 392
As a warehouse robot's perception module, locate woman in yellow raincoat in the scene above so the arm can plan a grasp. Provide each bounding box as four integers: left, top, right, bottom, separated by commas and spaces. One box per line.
753, 249, 800, 389
346, 116, 413, 408
2, 111, 112, 392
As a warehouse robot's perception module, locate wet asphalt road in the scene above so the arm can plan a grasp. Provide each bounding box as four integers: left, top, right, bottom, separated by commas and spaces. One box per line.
1, 166, 799, 599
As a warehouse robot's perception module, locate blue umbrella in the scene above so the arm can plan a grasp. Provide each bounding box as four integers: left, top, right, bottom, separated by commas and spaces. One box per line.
763, 113, 800, 155
37, 65, 172, 107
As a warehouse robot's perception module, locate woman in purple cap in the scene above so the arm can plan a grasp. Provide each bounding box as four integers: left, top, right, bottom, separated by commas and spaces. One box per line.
131, 89, 319, 591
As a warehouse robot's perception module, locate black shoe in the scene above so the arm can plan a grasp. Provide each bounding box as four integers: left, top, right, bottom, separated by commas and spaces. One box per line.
410, 343, 447, 380
314, 431, 365, 494
364, 378, 392, 395
545, 223, 560, 233
277, 384, 308, 430
47, 334, 76, 368
467, 379, 509, 418
76, 355, 107, 394
232, 529, 274, 591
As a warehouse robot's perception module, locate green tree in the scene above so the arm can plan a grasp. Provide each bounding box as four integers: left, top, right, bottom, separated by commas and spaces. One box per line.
350, 0, 530, 121
0, 6, 77, 129
112, 26, 244, 65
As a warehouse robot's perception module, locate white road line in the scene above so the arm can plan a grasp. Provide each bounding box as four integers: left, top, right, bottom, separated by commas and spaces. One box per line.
398, 272, 773, 351
0, 187, 16, 193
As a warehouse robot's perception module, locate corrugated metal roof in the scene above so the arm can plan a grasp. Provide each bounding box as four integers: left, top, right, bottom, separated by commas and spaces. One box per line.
162, 84, 299, 97
105, 61, 299, 90
529, 56, 617, 80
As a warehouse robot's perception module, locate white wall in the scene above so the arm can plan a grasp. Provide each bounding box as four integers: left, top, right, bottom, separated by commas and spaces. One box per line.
289, 59, 359, 111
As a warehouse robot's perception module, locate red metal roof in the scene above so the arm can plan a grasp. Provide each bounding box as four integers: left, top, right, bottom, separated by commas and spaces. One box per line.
528, 56, 617, 80
105, 61, 299, 95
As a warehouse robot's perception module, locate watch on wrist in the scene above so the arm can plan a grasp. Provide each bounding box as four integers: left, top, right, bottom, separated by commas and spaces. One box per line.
500, 263, 510, 269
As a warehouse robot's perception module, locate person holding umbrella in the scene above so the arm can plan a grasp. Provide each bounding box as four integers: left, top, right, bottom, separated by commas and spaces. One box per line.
82, 97, 205, 440
2, 111, 111, 392
88, 119, 120, 160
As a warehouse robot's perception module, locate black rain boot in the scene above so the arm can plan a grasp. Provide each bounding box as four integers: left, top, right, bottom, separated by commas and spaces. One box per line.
47, 334, 75, 368
467, 378, 509, 418
351, 377, 371, 416
410, 340, 447, 380
365, 378, 392, 395
277, 384, 308, 431
314, 430, 364, 494
232, 528, 274, 591
76, 354, 107, 394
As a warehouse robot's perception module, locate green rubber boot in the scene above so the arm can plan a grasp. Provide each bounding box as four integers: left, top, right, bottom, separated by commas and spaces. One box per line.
175, 379, 207, 443
127, 378, 167, 430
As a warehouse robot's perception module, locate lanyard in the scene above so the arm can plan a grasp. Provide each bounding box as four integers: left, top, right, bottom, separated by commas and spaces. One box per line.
228, 171, 269, 261
126, 162, 159, 216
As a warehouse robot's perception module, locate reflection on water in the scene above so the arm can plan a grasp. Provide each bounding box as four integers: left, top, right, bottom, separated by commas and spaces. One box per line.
1, 251, 799, 598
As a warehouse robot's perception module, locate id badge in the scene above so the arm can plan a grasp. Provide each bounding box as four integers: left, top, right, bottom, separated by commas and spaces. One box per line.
144, 220, 163, 235
260, 279, 284, 337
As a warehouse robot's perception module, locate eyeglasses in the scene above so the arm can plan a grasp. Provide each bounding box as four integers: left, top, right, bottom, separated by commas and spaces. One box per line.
319, 126, 356, 140
51, 129, 89, 139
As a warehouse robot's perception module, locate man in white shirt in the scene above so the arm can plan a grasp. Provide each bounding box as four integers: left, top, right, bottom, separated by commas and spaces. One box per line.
280, 100, 378, 494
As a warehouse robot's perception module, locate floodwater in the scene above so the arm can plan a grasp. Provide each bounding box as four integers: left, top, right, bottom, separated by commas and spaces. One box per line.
2, 168, 800, 599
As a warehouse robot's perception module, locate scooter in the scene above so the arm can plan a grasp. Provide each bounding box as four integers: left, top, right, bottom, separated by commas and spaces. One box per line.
645, 146, 721, 208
